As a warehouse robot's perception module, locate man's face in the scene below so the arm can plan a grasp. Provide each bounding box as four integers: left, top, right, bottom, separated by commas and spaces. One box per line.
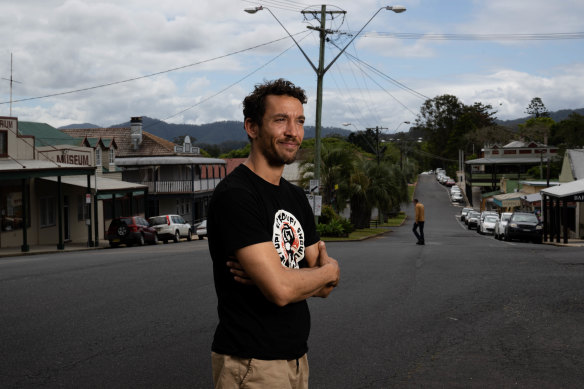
254, 94, 305, 166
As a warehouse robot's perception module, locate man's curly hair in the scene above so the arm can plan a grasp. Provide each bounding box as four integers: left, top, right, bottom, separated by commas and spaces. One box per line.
243, 79, 307, 129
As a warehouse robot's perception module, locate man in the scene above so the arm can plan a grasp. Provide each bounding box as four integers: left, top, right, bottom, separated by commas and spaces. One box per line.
208, 79, 340, 388
413, 198, 425, 245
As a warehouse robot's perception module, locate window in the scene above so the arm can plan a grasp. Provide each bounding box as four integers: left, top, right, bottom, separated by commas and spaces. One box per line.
95, 148, 102, 166
109, 148, 115, 164
78, 195, 90, 221
1, 185, 25, 231
0, 130, 7, 157
40, 197, 56, 227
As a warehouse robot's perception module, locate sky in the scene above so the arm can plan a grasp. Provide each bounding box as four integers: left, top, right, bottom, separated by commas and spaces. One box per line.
1, 0, 584, 135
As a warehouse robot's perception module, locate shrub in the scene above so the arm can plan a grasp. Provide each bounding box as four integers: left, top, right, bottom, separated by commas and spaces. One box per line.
317, 205, 354, 237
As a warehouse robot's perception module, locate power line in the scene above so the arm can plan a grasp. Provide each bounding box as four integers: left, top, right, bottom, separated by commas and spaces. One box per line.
360, 31, 584, 41
0, 33, 305, 106
342, 50, 429, 100
240, 0, 304, 12
327, 39, 420, 117
157, 34, 310, 125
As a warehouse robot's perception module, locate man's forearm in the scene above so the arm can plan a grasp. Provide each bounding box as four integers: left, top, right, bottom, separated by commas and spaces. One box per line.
268, 262, 338, 306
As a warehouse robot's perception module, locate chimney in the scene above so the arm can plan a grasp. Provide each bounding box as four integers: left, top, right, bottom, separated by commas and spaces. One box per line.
130, 116, 143, 150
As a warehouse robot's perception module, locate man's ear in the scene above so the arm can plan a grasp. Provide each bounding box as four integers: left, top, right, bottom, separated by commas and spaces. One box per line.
244, 118, 259, 140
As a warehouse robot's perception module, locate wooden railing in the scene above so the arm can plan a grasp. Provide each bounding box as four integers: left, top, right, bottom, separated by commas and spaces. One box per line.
135, 178, 223, 193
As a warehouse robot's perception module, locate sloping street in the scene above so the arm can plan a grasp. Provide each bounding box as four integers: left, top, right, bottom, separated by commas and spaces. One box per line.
1, 174, 583, 388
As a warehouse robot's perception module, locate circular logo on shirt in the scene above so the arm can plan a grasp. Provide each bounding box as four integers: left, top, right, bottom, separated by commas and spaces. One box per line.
273, 210, 305, 269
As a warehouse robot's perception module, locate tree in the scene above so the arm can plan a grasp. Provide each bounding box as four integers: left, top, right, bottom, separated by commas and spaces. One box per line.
549, 113, 584, 149
525, 97, 550, 118
415, 95, 497, 167
300, 140, 358, 211
347, 129, 377, 155
518, 117, 555, 144
219, 143, 251, 158
464, 125, 515, 149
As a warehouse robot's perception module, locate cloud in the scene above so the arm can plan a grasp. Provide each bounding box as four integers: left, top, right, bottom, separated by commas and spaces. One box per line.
1, 0, 583, 133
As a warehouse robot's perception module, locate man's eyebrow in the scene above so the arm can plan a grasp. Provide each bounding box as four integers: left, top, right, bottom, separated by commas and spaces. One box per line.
271, 113, 306, 120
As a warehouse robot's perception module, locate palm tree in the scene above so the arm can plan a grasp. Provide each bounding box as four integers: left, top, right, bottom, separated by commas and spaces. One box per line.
300, 137, 409, 227
300, 139, 358, 212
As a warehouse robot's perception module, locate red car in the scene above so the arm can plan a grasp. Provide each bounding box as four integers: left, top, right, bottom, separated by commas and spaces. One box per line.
106, 216, 158, 247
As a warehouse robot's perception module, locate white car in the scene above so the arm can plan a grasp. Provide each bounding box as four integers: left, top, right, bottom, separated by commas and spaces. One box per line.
451, 192, 464, 203
194, 220, 207, 240
477, 211, 498, 234
148, 214, 192, 243
494, 212, 513, 240
479, 215, 499, 235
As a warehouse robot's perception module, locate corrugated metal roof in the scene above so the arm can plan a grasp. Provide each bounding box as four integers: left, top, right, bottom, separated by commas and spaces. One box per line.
540, 178, 584, 197
520, 180, 560, 187
466, 156, 549, 165
115, 156, 226, 166
0, 159, 90, 171
567, 149, 584, 180
61, 128, 177, 157
18, 121, 81, 147
493, 192, 524, 201
523, 193, 541, 202
40, 175, 146, 191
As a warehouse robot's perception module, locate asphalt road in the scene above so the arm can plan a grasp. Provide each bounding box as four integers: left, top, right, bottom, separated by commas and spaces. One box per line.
1, 174, 583, 388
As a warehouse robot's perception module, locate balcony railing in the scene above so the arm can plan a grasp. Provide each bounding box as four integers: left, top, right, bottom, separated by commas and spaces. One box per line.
135, 178, 223, 193
470, 173, 531, 181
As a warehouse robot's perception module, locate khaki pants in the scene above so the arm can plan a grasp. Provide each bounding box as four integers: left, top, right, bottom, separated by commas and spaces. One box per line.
212, 352, 309, 389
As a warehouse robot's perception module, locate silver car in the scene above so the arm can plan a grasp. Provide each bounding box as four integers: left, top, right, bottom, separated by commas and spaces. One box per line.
467, 211, 481, 230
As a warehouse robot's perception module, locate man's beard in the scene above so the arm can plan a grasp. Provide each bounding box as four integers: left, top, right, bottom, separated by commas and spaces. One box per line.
257, 130, 299, 167
264, 141, 298, 167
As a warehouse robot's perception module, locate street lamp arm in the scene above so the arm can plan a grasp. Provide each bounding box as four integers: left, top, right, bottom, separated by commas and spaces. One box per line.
323, 6, 405, 74
246, 6, 318, 73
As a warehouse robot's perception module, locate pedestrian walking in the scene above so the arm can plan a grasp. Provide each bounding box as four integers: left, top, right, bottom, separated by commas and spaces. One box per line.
413, 198, 425, 245
207, 79, 340, 389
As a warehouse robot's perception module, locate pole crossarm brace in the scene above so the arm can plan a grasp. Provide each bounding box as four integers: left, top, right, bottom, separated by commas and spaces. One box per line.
321, 6, 398, 75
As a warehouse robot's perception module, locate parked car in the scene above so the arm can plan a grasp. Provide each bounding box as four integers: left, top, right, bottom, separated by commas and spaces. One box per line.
148, 214, 192, 243
445, 178, 456, 187
479, 215, 499, 235
504, 212, 543, 243
460, 207, 473, 222
194, 219, 207, 239
477, 211, 499, 233
467, 211, 481, 229
451, 192, 464, 203
494, 212, 513, 240
107, 216, 158, 247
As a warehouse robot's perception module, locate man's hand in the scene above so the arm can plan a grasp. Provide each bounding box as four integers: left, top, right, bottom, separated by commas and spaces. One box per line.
316, 241, 340, 288
227, 259, 254, 285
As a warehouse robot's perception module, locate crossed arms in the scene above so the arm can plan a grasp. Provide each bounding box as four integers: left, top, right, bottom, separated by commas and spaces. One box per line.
228, 240, 340, 307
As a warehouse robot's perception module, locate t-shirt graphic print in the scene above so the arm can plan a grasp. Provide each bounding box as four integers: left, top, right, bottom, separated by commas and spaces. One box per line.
273, 209, 305, 269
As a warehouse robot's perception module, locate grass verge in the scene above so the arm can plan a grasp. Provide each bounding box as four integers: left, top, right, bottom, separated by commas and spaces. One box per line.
321, 211, 407, 242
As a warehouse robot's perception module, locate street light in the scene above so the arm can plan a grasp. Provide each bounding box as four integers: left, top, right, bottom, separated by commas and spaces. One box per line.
245, 5, 406, 185
393, 120, 410, 134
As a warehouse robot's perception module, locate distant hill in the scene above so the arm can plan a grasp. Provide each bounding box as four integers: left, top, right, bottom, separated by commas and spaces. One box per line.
105, 117, 351, 144
59, 107, 583, 144
59, 122, 101, 129
496, 108, 584, 130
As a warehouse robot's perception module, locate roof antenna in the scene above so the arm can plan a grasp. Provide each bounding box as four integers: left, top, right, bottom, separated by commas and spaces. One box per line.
1, 53, 22, 116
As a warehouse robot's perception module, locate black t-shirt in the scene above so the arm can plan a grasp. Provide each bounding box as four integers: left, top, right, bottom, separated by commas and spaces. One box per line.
208, 164, 319, 360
